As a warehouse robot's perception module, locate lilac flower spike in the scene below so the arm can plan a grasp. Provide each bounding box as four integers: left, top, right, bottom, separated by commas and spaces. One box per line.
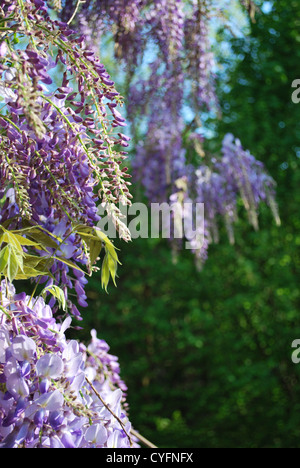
0, 283, 138, 448
0, 0, 132, 316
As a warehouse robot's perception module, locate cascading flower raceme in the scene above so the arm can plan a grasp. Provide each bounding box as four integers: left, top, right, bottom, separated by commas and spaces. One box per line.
0, 0, 133, 316
58, 0, 280, 268
184, 0, 218, 111
60, 0, 217, 208
167, 134, 280, 267
0, 282, 137, 448
131, 60, 185, 203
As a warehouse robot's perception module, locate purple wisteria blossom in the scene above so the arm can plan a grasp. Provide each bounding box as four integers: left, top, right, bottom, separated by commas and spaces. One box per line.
58, 1, 278, 271
167, 134, 280, 266
0, 282, 138, 449
0, 0, 133, 315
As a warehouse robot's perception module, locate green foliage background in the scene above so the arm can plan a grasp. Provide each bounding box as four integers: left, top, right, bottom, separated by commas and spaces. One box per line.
73, 0, 300, 448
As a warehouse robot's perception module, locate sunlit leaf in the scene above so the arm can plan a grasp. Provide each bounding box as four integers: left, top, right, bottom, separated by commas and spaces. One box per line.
7, 245, 22, 283
89, 239, 102, 266
53, 255, 86, 273
13, 234, 46, 250
107, 253, 118, 287
101, 254, 110, 292
42, 285, 67, 312
0, 245, 9, 273
15, 266, 48, 280
0, 230, 24, 254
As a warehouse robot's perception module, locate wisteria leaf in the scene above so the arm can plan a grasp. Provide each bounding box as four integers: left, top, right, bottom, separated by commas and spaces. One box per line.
41, 285, 67, 312
101, 254, 110, 292
7, 245, 22, 283
94, 229, 113, 247
105, 243, 120, 264
24, 229, 59, 250
74, 224, 93, 235
14, 266, 48, 280
24, 254, 54, 271
0, 230, 24, 255
52, 255, 86, 273
0, 245, 9, 274
13, 234, 46, 250
94, 229, 120, 263
15, 223, 62, 247
107, 254, 118, 287
90, 239, 102, 266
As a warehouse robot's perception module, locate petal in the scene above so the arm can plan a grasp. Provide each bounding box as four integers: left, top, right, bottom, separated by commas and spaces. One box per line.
10, 335, 36, 361
85, 424, 108, 446
36, 354, 64, 379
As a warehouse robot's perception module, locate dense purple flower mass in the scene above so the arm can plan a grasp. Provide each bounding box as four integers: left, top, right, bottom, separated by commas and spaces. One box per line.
0, 0, 133, 315
0, 1, 132, 217
168, 134, 280, 265
0, 282, 136, 448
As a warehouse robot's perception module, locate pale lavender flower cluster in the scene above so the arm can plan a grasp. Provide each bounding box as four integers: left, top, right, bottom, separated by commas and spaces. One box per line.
184, 0, 218, 111
146, 0, 184, 62
0, 282, 136, 448
62, 0, 145, 61
57, 1, 223, 246
218, 134, 280, 232
168, 134, 280, 266
131, 61, 185, 203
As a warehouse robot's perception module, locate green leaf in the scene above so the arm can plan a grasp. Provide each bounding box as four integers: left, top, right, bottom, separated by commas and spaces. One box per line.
53, 255, 86, 273
14, 266, 48, 280
105, 242, 120, 264
0, 230, 24, 255
0, 245, 10, 274
23, 254, 54, 271
89, 239, 102, 266
24, 228, 59, 250
74, 224, 94, 235
94, 229, 120, 263
42, 285, 67, 312
14, 223, 63, 246
101, 254, 110, 292
107, 254, 118, 287
13, 234, 46, 250
7, 245, 21, 283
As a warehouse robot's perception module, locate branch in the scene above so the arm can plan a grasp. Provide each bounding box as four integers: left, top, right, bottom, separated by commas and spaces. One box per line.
85, 377, 158, 448
67, 0, 86, 25
85, 377, 133, 447
130, 429, 158, 449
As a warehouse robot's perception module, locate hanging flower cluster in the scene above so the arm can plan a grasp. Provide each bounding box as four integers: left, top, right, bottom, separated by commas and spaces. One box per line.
58, 0, 279, 266
1, 1, 132, 215
0, 0, 133, 315
0, 282, 137, 448
169, 133, 280, 265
